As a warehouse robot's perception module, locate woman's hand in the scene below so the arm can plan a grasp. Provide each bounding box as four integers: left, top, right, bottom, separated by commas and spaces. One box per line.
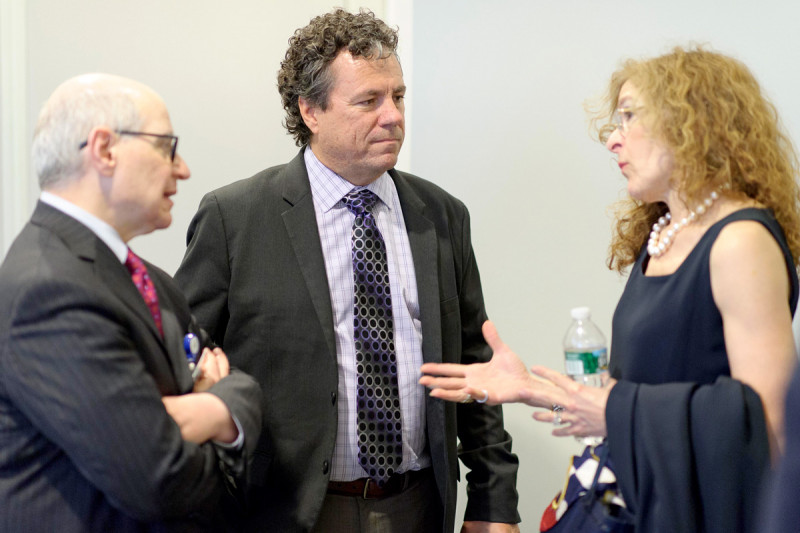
419, 320, 615, 439
524, 367, 615, 438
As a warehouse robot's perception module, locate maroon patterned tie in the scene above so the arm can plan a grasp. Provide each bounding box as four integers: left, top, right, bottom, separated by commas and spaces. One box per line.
125, 249, 164, 337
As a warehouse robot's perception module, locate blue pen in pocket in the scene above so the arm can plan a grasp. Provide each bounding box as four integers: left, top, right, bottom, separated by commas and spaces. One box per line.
183, 333, 205, 381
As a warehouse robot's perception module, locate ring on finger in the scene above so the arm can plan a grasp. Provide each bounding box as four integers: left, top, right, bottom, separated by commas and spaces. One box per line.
461, 393, 474, 404
475, 389, 489, 404
552, 404, 565, 425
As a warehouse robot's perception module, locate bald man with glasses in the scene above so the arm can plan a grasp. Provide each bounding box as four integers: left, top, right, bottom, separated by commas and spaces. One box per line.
0, 73, 261, 532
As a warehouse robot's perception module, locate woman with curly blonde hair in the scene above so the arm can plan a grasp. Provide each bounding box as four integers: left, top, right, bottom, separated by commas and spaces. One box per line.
600, 47, 800, 273
420, 46, 799, 532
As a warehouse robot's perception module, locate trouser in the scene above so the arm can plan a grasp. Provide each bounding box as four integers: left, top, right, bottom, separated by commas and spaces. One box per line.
312, 468, 442, 533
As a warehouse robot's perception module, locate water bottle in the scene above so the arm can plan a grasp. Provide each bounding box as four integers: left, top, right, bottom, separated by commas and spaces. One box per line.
563, 306, 607, 446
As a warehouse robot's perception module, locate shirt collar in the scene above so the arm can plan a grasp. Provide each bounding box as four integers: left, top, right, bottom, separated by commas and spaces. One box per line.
303, 146, 394, 212
40, 191, 129, 263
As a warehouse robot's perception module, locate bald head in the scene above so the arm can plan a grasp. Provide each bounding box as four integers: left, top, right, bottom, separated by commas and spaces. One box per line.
32, 74, 164, 189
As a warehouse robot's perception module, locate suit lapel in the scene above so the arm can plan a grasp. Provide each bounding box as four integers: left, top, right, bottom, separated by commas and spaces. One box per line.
96, 248, 168, 348
148, 272, 189, 390
390, 173, 449, 500
280, 152, 338, 363
157, 300, 193, 392
276, 156, 443, 369
391, 172, 442, 365
32, 202, 177, 380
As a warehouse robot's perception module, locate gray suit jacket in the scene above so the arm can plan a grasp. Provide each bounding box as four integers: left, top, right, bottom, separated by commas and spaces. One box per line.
0, 202, 262, 532
175, 150, 520, 532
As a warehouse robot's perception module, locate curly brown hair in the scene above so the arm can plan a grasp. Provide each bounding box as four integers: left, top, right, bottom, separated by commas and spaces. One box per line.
277, 8, 399, 147
591, 46, 800, 273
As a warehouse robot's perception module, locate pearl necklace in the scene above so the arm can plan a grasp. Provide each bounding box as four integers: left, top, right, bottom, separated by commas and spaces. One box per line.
647, 189, 721, 257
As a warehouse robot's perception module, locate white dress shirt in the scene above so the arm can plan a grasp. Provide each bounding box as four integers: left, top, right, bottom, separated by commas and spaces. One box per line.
304, 147, 430, 481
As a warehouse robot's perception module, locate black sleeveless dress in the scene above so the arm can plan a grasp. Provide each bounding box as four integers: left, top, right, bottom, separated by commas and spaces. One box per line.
610, 207, 798, 385
605, 208, 798, 533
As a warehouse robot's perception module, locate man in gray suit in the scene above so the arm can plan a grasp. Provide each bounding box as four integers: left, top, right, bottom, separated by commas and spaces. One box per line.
0, 74, 261, 532
175, 8, 520, 533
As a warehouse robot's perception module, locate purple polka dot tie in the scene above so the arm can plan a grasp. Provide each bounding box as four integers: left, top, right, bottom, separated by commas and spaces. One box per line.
125, 248, 164, 337
343, 188, 402, 486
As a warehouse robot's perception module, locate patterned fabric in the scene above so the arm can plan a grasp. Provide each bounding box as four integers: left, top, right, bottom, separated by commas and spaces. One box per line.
304, 146, 428, 483
343, 188, 403, 485
541, 443, 627, 531
125, 249, 164, 337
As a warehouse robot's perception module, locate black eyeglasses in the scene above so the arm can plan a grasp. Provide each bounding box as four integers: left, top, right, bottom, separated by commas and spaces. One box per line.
78, 130, 179, 162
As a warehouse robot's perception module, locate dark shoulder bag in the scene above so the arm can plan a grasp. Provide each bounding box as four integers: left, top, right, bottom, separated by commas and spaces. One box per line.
540, 442, 634, 533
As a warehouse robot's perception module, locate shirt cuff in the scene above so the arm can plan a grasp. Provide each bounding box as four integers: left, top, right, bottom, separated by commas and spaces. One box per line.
213, 412, 244, 450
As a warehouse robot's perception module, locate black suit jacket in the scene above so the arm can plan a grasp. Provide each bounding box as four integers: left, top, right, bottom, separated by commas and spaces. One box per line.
607, 377, 769, 533
175, 150, 520, 532
0, 202, 262, 532
764, 365, 800, 532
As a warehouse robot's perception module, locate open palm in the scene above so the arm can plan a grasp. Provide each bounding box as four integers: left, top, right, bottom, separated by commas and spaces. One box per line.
419, 321, 539, 405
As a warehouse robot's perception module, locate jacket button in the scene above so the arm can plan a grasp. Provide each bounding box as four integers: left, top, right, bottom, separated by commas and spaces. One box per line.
322, 460, 330, 474
331, 392, 337, 405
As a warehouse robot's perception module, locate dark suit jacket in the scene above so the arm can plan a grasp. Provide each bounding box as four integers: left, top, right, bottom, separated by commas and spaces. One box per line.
0, 202, 262, 532
764, 365, 800, 532
607, 377, 769, 533
174, 150, 520, 532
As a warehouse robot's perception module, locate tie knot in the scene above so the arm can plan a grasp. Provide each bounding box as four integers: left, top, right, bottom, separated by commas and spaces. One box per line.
343, 188, 378, 216
125, 248, 145, 275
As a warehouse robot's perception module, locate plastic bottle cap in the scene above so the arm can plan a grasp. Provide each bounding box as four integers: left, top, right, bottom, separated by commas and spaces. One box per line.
570, 306, 591, 320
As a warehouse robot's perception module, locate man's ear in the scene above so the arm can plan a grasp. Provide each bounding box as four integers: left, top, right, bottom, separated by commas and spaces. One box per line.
85, 127, 116, 175
298, 96, 320, 135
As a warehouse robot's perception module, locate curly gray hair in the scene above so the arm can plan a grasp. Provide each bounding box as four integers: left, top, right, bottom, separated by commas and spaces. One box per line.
277, 8, 399, 146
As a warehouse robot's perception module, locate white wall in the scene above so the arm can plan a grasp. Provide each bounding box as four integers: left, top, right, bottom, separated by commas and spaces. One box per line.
6, 1, 800, 531
16, 0, 385, 271
1, 0, 30, 259
409, 1, 800, 529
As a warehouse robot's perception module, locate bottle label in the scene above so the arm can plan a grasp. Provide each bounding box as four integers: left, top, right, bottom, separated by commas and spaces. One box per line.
565, 347, 608, 375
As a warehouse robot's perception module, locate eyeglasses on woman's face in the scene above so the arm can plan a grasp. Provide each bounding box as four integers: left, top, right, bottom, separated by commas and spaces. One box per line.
611, 107, 643, 137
